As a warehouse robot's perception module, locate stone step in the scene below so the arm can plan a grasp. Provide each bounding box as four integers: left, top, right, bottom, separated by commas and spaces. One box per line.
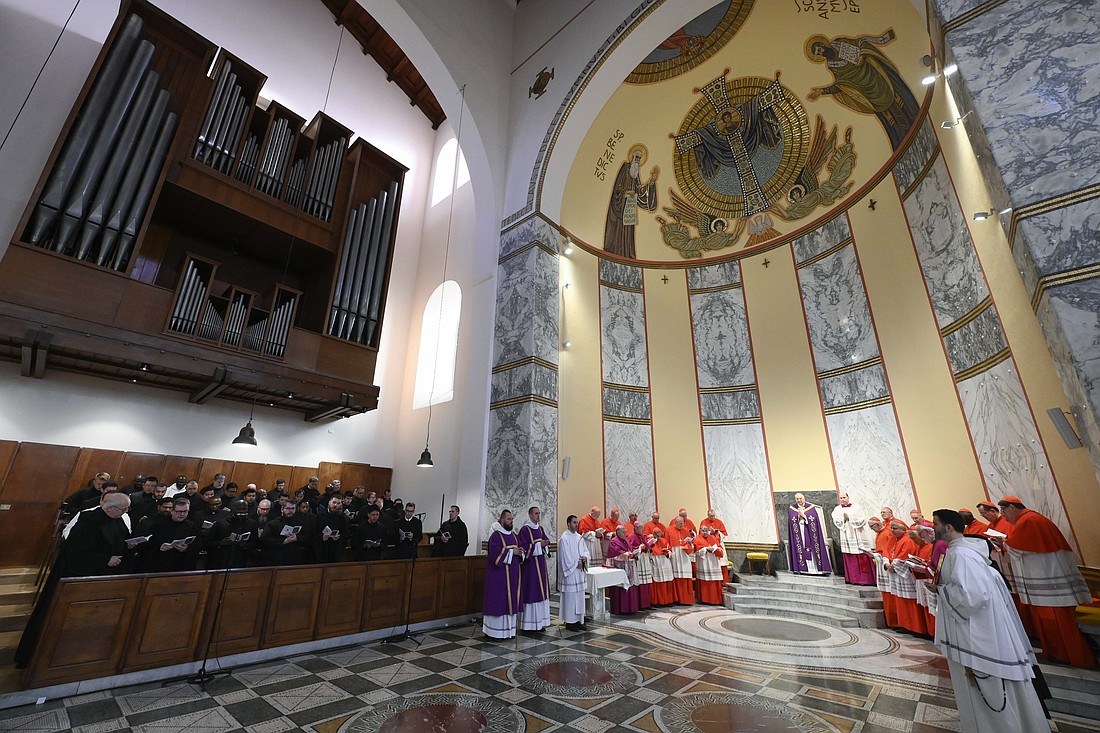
731, 594, 884, 628
730, 601, 861, 629
1042, 666, 1100, 695
0, 604, 32, 633
738, 571, 849, 587
0, 630, 21, 664
0, 568, 37, 586
733, 584, 883, 610
1047, 685, 1100, 721
736, 575, 879, 597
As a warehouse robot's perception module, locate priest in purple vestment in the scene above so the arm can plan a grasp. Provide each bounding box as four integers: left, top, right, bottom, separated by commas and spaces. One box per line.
607, 526, 639, 614
787, 493, 832, 575
518, 506, 552, 632
483, 509, 525, 639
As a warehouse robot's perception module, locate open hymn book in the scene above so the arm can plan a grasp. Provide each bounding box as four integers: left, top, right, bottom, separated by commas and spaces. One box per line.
170, 536, 196, 550
281, 525, 302, 537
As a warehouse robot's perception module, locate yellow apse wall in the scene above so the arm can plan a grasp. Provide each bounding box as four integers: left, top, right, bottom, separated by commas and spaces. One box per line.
552, 0, 1099, 561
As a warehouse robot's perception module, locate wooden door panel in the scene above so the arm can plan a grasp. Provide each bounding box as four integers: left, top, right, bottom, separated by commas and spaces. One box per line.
467, 560, 487, 614
438, 559, 470, 618
367, 467, 392, 497
3, 443, 82, 503
339, 462, 370, 491
122, 574, 211, 672
197, 459, 235, 487
118, 452, 167, 488
206, 569, 272, 656
231, 461, 265, 487
161, 455, 202, 484
263, 567, 322, 648
362, 561, 407, 630
317, 461, 341, 490
409, 560, 441, 623
260, 464, 293, 492
68, 448, 124, 499
316, 564, 366, 638
289, 466, 318, 492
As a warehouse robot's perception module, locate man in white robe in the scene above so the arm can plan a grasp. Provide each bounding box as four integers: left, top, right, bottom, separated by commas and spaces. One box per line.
831, 492, 875, 585
557, 514, 590, 631
931, 509, 1048, 732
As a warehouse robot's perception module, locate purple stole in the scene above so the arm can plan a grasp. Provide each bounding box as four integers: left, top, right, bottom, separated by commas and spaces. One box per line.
483, 529, 522, 616
518, 523, 550, 604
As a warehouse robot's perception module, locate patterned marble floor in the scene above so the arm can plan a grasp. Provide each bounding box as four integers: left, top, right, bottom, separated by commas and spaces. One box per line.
1, 607, 1098, 733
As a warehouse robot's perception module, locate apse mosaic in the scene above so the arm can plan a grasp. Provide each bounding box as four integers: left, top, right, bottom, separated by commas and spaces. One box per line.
570, 1, 927, 264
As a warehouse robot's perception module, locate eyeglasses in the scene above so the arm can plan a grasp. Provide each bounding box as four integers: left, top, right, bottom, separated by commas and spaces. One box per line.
171, 508, 189, 514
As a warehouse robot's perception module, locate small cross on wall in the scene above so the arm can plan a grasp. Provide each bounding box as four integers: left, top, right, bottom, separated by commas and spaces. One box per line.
762, 258, 770, 268
661, 275, 669, 284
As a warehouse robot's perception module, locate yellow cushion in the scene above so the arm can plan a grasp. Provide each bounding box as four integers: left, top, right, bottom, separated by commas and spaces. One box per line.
745, 552, 769, 560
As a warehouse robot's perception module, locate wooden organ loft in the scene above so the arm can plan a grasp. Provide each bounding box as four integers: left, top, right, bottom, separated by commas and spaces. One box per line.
0, 0, 416, 419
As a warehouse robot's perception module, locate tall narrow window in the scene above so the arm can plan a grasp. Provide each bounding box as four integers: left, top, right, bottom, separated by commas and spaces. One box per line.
430, 137, 470, 206
413, 281, 461, 408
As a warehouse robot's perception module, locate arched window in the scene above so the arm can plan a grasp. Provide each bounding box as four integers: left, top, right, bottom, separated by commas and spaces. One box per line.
413, 280, 461, 408
430, 137, 470, 206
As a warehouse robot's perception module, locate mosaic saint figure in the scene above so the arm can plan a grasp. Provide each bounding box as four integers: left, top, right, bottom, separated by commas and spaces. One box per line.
603, 144, 659, 259
805, 29, 919, 151
786, 493, 831, 575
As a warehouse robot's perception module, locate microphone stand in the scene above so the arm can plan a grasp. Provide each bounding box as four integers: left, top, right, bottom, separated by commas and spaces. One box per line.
186, 528, 238, 687
383, 519, 423, 646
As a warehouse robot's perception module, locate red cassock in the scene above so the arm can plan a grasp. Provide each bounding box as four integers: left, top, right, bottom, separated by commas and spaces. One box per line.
875, 527, 898, 627
692, 535, 725, 605
664, 524, 695, 605
889, 534, 927, 635
649, 536, 675, 606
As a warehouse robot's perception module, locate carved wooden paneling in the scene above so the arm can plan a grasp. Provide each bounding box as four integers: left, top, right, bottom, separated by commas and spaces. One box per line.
122, 574, 211, 672
438, 559, 470, 618
118, 452, 168, 487
197, 459, 236, 487
206, 569, 272, 656
367, 466, 392, 496
161, 455, 202, 484
4, 443, 82, 504
339, 461, 370, 491
26, 577, 142, 688
362, 561, 407, 630
289, 466, 318, 491
316, 564, 367, 638
409, 559, 441, 623
260, 464, 294, 492
231, 461, 265, 487
263, 566, 322, 647
68, 448, 125, 499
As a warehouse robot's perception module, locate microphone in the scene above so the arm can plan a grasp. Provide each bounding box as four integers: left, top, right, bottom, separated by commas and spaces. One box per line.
415, 512, 426, 518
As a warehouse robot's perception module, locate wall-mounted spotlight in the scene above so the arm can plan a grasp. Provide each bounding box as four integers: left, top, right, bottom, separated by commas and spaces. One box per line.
562, 235, 574, 256
562, 340, 572, 348
921, 72, 937, 86
139, 363, 150, 371
972, 210, 994, 221
941, 110, 974, 129
943, 63, 958, 76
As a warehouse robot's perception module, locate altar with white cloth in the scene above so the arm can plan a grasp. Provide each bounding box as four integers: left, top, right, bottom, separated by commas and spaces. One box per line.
583, 566, 629, 622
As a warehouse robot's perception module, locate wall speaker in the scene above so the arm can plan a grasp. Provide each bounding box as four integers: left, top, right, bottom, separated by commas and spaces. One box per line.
561, 456, 571, 479
1046, 407, 1083, 449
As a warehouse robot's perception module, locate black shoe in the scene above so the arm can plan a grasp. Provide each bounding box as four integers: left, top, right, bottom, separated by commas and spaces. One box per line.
565, 622, 581, 631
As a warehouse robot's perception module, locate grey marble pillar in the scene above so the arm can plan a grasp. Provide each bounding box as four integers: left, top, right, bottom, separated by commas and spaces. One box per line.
486, 215, 561, 550
931, 0, 1100, 485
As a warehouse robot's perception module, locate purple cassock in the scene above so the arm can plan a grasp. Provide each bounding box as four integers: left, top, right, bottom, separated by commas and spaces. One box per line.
607, 535, 639, 614
787, 503, 832, 575
483, 527, 522, 618
517, 523, 550, 604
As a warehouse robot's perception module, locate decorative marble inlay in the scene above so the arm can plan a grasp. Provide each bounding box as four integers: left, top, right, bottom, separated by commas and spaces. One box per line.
958, 359, 1075, 548
1016, 199, 1100, 278
930, 0, 989, 25
792, 216, 851, 265
603, 386, 651, 420
825, 404, 917, 523
944, 304, 1007, 376
493, 247, 560, 368
485, 401, 558, 539
904, 155, 990, 328
704, 423, 777, 544
511, 654, 637, 697
490, 361, 558, 405
691, 289, 754, 388
348, 694, 522, 733
688, 260, 742, 290
605, 420, 657, 517
894, 118, 938, 196
797, 243, 880, 373
601, 286, 649, 387
720, 617, 831, 643
700, 390, 760, 421
820, 364, 889, 409
662, 693, 833, 733
599, 258, 643, 289
945, 0, 1100, 207
499, 215, 563, 259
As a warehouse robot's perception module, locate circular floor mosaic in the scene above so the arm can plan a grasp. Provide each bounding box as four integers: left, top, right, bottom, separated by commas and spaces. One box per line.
661, 693, 833, 733
511, 654, 638, 697
719, 617, 832, 642
345, 694, 522, 733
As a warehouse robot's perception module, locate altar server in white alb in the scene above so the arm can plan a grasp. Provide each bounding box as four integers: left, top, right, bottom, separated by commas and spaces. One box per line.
557, 514, 590, 631
930, 509, 1048, 733
831, 492, 875, 585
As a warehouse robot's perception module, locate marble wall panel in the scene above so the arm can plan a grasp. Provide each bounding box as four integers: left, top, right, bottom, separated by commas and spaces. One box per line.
958, 359, 1076, 550
493, 249, 538, 366
945, 0, 1100, 207
687, 260, 742, 291
792, 216, 851, 264
604, 421, 657, 517
894, 118, 938, 197
490, 362, 558, 405
820, 364, 889, 409
798, 244, 880, 373
500, 216, 562, 259
904, 156, 990, 328
691, 289, 755, 388
826, 405, 917, 524
930, 0, 988, 24
601, 286, 649, 387
944, 305, 1007, 375
533, 248, 561, 365
700, 390, 760, 421
1017, 201, 1100, 278
599, 259, 643, 289
703, 423, 777, 545
485, 402, 558, 541
603, 387, 651, 420
1046, 280, 1100, 430
1037, 291, 1100, 488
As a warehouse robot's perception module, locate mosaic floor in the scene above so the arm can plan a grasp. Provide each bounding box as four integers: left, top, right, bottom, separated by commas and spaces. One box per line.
1, 607, 1098, 733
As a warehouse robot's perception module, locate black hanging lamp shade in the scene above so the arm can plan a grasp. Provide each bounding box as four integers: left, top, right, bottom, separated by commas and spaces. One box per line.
232, 420, 257, 446
417, 446, 433, 468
